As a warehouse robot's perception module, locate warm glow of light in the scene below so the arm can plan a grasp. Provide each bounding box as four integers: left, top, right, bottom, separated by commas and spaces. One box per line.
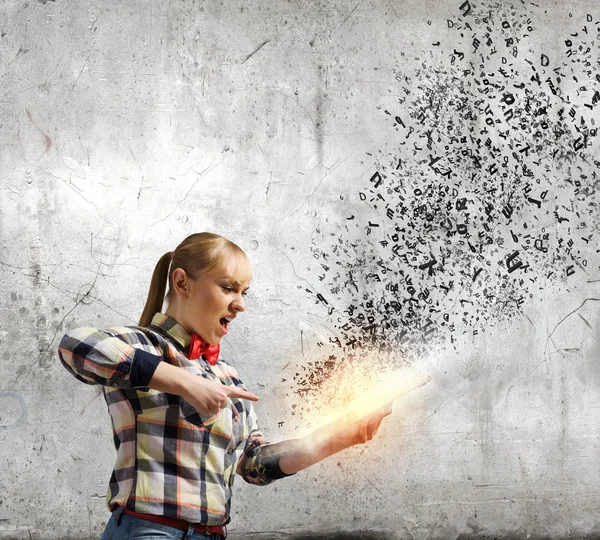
341, 369, 432, 423
293, 358, 432, 435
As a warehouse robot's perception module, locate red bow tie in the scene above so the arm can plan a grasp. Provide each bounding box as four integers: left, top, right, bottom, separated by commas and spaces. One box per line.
188, 334, 220, 365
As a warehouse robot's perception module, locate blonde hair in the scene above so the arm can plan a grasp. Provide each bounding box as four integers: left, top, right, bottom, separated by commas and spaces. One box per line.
138, 232, 252, 326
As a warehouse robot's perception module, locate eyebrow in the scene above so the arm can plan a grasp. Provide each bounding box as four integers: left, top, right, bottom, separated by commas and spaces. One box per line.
234, 282, 250, 290
218, 277, 251, 290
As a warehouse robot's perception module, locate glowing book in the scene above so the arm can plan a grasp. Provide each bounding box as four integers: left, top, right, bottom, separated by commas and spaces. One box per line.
342, 370, 432, 423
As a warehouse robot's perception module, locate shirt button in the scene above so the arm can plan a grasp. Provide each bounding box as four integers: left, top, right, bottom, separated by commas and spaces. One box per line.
112, 382, 119, 387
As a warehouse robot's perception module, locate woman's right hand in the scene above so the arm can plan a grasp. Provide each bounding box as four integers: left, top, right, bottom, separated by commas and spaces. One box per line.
180, 372, 260, 415
148, 361, 259, 415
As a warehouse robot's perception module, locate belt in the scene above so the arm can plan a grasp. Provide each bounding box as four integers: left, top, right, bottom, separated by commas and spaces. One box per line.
122, 508, 226, 536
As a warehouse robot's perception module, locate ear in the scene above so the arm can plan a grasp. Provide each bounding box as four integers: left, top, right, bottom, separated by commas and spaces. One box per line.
171, 268, 192, 298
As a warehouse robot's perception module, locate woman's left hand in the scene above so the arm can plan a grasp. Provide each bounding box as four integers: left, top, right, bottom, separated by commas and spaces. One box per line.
275, 402, 394, 475
348, 402, 393, 445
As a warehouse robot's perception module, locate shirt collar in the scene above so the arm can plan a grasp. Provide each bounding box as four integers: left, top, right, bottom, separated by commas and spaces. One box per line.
150, 312, 193, 350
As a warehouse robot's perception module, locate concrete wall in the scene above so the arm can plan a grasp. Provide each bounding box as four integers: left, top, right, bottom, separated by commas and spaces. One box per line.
1, 0, 599, 538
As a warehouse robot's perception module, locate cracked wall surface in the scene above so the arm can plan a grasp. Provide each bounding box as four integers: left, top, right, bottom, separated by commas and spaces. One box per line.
1, 0, 599, 538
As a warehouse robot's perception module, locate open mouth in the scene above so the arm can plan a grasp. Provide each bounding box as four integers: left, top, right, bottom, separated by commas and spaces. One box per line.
219, 317, 232, 334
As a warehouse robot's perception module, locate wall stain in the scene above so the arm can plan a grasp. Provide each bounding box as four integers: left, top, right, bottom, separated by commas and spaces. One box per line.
0, 391, 27, 430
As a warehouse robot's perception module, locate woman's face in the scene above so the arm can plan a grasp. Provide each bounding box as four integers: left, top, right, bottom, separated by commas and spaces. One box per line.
177, 259, 251, 344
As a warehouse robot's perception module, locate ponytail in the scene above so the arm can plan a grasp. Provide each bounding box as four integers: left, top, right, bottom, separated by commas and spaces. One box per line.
138, 252, 173, 326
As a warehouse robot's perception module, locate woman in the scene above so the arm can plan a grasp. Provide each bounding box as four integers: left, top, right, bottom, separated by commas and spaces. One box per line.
59, 232, 391, 540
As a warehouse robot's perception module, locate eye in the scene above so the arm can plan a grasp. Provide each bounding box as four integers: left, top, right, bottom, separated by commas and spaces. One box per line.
222, 286, 234, 292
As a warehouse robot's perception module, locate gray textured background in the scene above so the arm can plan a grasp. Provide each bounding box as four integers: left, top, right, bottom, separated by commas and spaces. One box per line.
1, 0, 599, 538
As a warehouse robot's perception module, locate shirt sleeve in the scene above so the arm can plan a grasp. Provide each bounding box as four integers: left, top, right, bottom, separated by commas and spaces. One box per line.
236, 401, 296, 485
58, 327, 163, 390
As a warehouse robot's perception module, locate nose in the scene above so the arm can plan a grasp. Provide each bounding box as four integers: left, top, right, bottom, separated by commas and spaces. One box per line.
232, 293, 246, 313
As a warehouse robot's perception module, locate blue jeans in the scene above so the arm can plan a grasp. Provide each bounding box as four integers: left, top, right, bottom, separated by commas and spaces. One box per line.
100, 508, 225, 540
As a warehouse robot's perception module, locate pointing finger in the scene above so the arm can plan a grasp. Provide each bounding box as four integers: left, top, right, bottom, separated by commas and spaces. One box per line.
227, 387, 260, 402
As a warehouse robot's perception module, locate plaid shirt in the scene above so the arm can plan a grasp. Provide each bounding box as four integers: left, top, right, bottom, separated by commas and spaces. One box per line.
58, 313, 275, 525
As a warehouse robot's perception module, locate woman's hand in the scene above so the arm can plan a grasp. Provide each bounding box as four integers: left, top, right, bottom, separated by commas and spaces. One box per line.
275, 402, 394, 475
347, 402, 393, 445
148, 361, 259, 416
180, 374, 259, 415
